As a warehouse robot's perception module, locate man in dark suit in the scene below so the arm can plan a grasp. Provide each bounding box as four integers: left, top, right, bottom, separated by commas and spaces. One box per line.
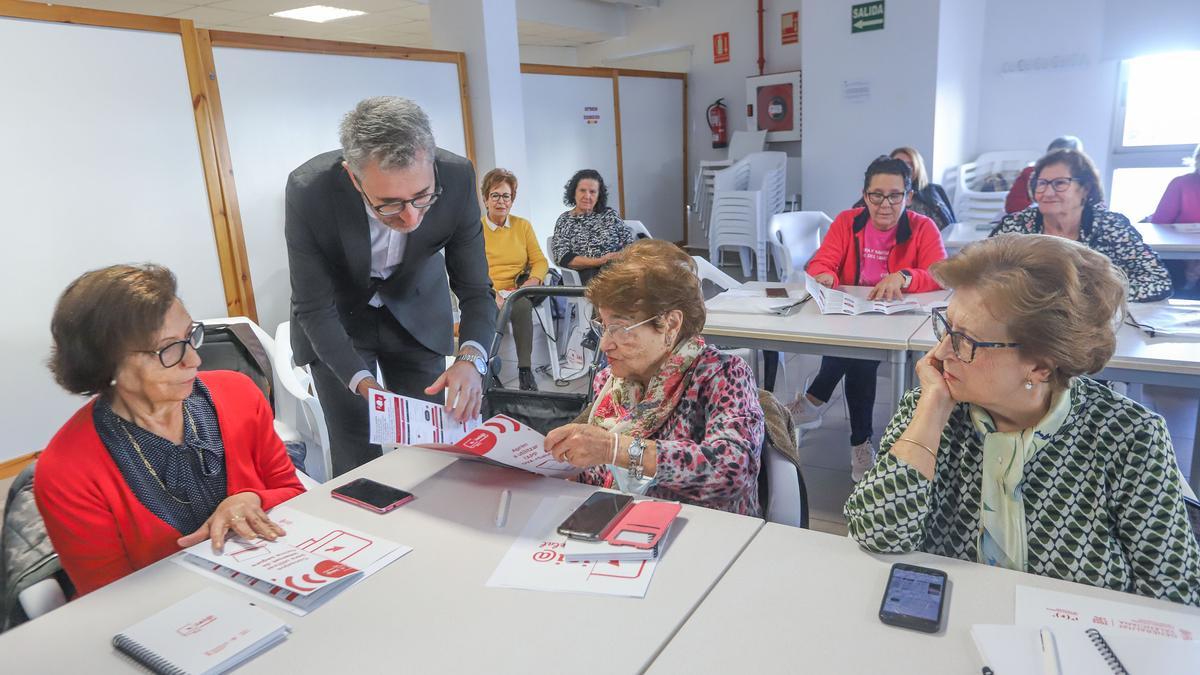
285, 97, 495, 476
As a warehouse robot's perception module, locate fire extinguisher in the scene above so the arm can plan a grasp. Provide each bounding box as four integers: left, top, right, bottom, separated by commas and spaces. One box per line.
707, 98, 728, 149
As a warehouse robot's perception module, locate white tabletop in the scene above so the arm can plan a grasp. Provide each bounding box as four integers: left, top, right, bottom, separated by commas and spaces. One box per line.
704, 282, 951, 352
1, 449, 762, 674
1135, 222, 1200, 259
942, 221, 989, 252
648, 523, 1200, 674
1106, 312, 1200, 379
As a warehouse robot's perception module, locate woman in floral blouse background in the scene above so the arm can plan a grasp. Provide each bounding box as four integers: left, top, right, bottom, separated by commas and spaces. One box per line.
550, 169, 633, 285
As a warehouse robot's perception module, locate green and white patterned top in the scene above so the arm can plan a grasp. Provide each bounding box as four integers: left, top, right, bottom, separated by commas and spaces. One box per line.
845, 377, 1200, 607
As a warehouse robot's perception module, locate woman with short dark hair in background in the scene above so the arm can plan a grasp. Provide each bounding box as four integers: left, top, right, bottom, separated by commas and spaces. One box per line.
36, 265, 304, 596
550, 169, 633, 285
479, 168, 549, 391
1005, 135, 1083, 214
846, 234, 1200, 606
990, 148, 1172, 302
1149, 143, 1200, 298
544, 240, 763, 515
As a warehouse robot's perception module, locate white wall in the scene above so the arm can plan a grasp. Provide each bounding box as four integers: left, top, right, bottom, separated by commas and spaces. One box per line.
800, 0, 941, 218
578, 0, 804, 197
974, 0, 1117, 179
519, 45, 579, 66
931, 0, 985, 184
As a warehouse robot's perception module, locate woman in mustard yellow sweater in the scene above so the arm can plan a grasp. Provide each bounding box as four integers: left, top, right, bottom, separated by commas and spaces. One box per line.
480, 168, 549, 391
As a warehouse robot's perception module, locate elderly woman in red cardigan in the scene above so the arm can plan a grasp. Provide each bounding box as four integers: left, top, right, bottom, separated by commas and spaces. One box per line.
35, 264, 304, 596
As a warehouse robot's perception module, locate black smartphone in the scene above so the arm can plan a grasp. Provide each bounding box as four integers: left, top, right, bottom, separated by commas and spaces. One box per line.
1185, 495, 1200, 546
557, 492, 634, 541
765, 287, 789, 298
331, 478, 415, 513
878, 563, 948, 633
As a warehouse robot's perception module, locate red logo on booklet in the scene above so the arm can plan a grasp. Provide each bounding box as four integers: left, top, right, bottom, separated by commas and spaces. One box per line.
456, 429, 496, 456
374, 394, 386, 412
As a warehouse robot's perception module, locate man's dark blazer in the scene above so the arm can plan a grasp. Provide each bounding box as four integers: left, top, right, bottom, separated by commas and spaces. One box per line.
284, 147, 496, 386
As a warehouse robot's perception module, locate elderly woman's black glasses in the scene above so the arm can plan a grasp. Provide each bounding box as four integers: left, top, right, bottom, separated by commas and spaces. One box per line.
864, 191, 909, 206
930, 307, 1019, 364
366, 163, 442, 218
1032, 177, 1076, 193
136, 322, 204, 368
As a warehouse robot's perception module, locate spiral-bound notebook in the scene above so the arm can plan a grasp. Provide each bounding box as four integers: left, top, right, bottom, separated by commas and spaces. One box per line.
972, 624, 1200, 674
112, 588, 290, 675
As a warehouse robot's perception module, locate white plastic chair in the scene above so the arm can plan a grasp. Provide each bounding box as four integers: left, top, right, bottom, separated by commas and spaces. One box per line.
709, 152, 787, 281
692, 131, 769, 231
546, 235, 583, 286
950, 150, 1039, 229
763, 439, 807, 528
624, 219, 651, 240
692, 255, 743, 291
767, 211, 830, 283
272, 322, 333, 483
17, 578, 67, 620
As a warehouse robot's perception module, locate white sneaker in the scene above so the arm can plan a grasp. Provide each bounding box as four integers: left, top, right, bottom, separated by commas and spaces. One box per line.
786, 395, 826, 431
850, 439, 877, 482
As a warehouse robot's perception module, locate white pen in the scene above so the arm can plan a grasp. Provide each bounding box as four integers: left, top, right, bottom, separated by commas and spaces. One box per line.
495, 489, 512, 528
1039, 627, 1062, 675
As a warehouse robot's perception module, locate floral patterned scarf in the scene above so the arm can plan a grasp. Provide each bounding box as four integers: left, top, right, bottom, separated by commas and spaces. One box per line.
589, 336, 706, 438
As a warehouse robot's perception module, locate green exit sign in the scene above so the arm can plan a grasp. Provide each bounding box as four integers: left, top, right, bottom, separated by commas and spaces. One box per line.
851, 1, 885, 33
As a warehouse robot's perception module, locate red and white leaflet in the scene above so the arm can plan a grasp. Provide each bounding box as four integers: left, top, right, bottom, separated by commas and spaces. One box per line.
367, 389, 480, 446
432, 415, 582, 479
176, 506, 412, 615
1015, 585, 1200, 642
486, 496, 658, 598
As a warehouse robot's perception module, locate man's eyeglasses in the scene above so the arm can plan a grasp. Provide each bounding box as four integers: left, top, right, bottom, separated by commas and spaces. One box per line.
488, 192, 513, 202
864, 191, 909, 206
135, 322, 204, 368
588, 315, 660, 342
1032, 177, 1076, 193
362, 163, 442, 218
930, 307, 1019, 364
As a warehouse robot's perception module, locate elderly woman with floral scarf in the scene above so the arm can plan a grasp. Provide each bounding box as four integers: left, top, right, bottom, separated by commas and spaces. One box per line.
544, 240, 764, 516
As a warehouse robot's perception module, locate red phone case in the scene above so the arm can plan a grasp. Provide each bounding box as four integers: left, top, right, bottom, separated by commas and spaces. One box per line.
603, 501, 681, 549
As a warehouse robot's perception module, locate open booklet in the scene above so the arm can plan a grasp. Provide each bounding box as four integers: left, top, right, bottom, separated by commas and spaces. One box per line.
176, 506, 412, 616
704, 287, 811, 316
1126, 299, 1200, 339
367, 389, 481, 445
804, 273, 922, 315
415, 414, 583, 479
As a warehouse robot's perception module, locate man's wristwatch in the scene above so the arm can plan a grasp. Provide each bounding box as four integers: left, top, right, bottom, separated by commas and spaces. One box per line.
898, 269, 913, 289
455, 351, 487, 376
627, 437, 646, 481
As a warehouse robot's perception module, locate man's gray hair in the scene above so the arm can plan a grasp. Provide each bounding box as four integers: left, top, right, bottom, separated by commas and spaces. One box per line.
339, 96, 436, 175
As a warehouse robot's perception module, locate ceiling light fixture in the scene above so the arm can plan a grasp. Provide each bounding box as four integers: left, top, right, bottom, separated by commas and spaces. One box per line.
271, 5, 365, 23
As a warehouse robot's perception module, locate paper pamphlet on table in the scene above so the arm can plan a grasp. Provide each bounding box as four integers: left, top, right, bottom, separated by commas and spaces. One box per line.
367, 389, 481, 446
176, 506, 412, 616
414, 414, 582, 479
704, 287, 810, 315
971, 623, 1200, 674
486, 496, 659, 598
1127, 299, 1200, 339
1015, 585, 1200, 641
113, 587, 290, 675
804, 274, 922, 315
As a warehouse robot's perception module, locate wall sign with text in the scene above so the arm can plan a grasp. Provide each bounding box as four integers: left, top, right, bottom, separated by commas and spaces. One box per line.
713, 32, 730, 64
851, 1, 885, 33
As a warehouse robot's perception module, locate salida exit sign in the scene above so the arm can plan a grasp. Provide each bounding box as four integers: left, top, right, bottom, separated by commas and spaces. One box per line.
851, 1, 884, 33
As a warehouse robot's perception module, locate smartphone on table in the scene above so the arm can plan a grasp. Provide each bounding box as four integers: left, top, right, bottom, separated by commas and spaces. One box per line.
557, 492, 634, 541
878, 562, 948, 633
331, 478, 415, 513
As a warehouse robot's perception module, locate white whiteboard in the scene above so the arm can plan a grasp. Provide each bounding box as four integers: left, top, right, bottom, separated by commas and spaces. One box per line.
212, 46, 469, 336
0, 18, 228, 461
618, 75, 685, 241
520, 73, 621, 252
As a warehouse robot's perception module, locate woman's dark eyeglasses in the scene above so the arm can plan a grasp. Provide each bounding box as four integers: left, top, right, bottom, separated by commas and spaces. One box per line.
135, 322, 204, 368
1032, 177, 1076, 193
864, 191, 908, 206
364, 163, 442, 218
930, 307, 1019, 364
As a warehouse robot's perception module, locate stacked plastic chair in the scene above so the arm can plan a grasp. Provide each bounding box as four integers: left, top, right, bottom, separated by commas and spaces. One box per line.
708, 151, 788, 281
949, 150, 1040, 230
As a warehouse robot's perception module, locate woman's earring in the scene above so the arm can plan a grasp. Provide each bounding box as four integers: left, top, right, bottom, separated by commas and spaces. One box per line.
1024, 379, 1033, 390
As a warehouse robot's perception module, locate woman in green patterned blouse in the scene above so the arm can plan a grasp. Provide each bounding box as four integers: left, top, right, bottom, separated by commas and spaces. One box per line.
845, 233, 1200, 606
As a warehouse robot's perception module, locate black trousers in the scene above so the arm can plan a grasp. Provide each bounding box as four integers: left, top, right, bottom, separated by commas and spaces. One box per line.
806, 356, 879, 446
309, 306, 445, 477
